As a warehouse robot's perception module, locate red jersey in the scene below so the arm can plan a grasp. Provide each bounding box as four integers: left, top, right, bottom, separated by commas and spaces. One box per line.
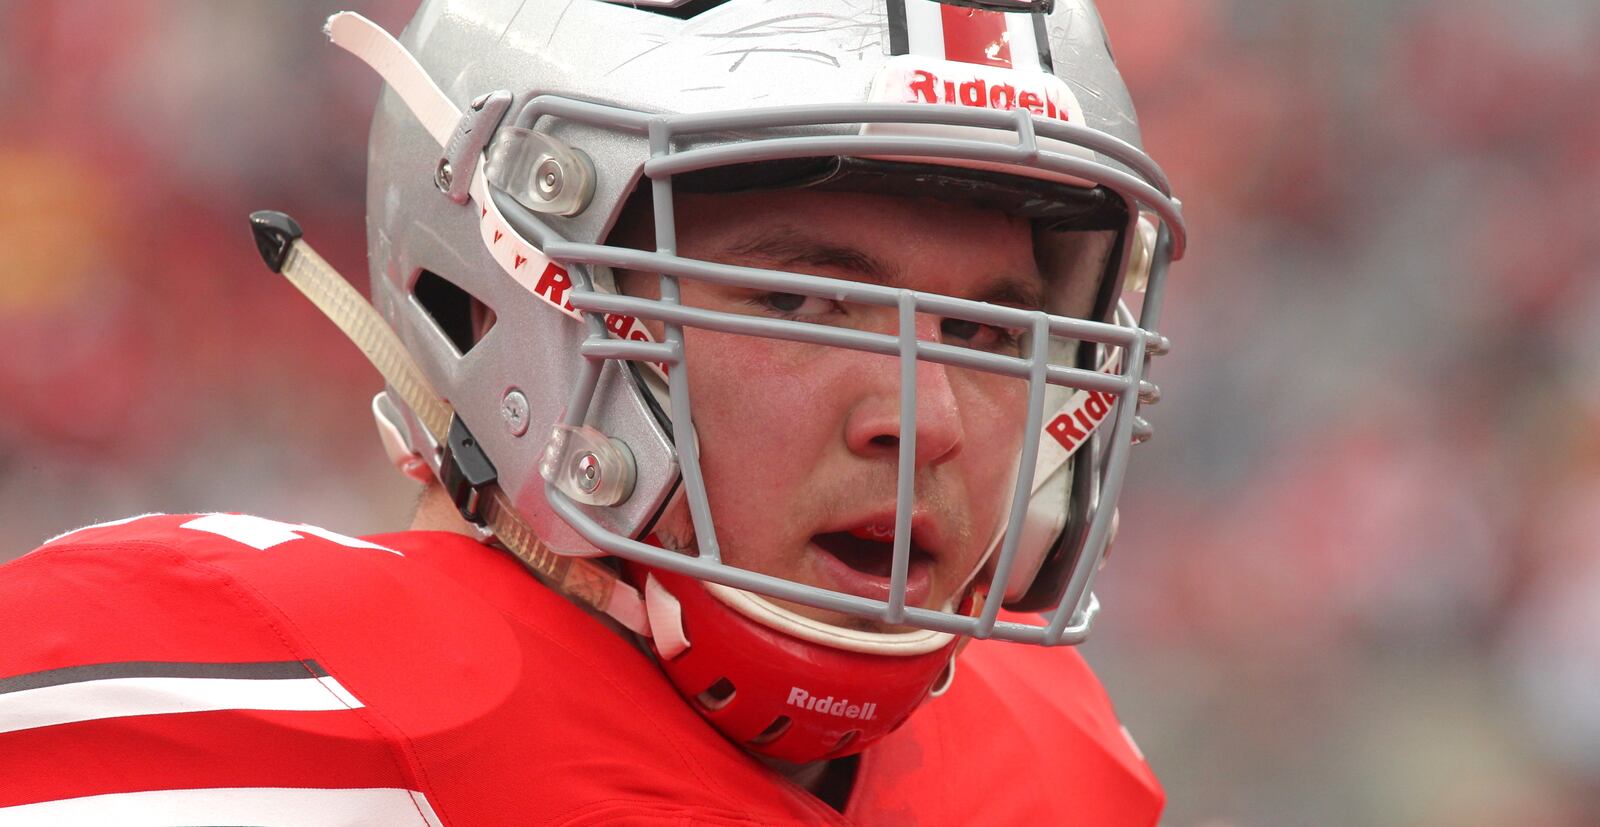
0, 514, 1161, 824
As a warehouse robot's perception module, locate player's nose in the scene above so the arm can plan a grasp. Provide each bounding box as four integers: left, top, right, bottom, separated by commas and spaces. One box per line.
843, 313, 964, 467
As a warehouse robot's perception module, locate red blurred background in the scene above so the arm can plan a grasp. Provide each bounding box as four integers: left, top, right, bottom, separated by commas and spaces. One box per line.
2, 1, 1597, 823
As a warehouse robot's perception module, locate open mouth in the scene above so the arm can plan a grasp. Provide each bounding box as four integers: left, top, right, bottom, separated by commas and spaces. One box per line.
810, 525, 936, 606
812, 529, 933, 577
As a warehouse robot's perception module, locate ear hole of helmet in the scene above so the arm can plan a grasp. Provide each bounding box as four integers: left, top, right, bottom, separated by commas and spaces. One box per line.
618, 0, 738, 22
747, 715, 793, 746
412, 269, 496, 356
695, 677, 737, 711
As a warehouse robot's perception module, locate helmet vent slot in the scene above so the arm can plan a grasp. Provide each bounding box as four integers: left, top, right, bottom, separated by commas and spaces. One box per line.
831, 730, 860, 755
605, 0, 736, 21
413, 269, 495, 356
747, 715, 792, 746
695, 678, 737, 712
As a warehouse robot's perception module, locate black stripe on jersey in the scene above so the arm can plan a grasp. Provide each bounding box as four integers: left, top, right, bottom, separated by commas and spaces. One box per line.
886, 0, 909, 55
0, 659, 329, 695
1033, 13, 1054, 72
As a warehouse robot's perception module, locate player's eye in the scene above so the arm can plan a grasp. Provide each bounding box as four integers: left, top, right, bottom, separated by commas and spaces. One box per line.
750, 291, 836, 318
941, 318, 1024, 353
765, 292, 807, 312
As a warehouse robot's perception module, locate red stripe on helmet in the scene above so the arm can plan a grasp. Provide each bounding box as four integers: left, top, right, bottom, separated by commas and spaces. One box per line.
939, 5, 1012, 68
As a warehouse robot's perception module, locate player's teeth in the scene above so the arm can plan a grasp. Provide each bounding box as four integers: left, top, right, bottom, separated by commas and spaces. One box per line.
858, 524, 894, 542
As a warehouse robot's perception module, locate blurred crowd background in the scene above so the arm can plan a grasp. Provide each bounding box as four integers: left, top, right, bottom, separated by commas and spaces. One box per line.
2, 0, 1596, 824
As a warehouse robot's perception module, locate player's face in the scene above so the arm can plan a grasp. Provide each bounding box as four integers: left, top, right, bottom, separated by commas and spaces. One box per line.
620, 190, 1087, 631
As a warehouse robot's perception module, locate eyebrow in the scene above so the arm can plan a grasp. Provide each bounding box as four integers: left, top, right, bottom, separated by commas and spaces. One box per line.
724, 230, 898, 283
721, 227, 1048, 310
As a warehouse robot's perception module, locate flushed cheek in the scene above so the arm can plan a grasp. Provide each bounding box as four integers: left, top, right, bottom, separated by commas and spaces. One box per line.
679, 329, 844, 569
683, 330, 844, 470
961, 403, 1028, 498
946, 383, 1030, 580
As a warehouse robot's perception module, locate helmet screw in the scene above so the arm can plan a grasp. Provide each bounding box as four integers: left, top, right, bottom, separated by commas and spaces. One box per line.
576, 452, 601, 493
434, 159, 453, 192
501, 389, 530, 437
535, 158, 563, 199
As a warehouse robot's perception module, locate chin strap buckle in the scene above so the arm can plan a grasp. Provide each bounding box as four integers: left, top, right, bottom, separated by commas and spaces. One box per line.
441, 415, 498, 525
435, 90, 512, 204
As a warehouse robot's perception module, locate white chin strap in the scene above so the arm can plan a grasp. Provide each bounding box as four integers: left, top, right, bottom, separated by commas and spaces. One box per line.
704, 582, 955, 656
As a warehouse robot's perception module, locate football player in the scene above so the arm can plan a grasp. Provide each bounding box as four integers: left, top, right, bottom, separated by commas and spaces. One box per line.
0, 0, 1186, 822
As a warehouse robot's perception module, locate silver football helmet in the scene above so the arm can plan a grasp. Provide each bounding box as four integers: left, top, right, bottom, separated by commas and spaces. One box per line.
357, 0, 1184, 654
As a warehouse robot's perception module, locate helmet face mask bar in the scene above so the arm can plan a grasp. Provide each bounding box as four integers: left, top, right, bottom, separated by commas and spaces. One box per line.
481, 93, 1180, 645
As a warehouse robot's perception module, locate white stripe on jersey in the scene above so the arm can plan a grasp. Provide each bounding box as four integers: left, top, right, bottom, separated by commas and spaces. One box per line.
0, 787, 443, 827
0, 674, 362, 735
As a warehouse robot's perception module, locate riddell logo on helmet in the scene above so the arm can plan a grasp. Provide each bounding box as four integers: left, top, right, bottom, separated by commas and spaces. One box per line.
528, 258, 657, 350
905, 68, 1071, 121
869, 56, 1084, 125
787, 686, 878, 721
481, 214, 661, 364
866, 56, 1093, 163
1045, 388, 1119, 453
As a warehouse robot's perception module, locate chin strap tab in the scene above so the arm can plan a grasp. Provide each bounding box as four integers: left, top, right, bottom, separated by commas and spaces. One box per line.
438, 90, 512, 205
441, 415, 497, 525
249, 211, 302, 273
